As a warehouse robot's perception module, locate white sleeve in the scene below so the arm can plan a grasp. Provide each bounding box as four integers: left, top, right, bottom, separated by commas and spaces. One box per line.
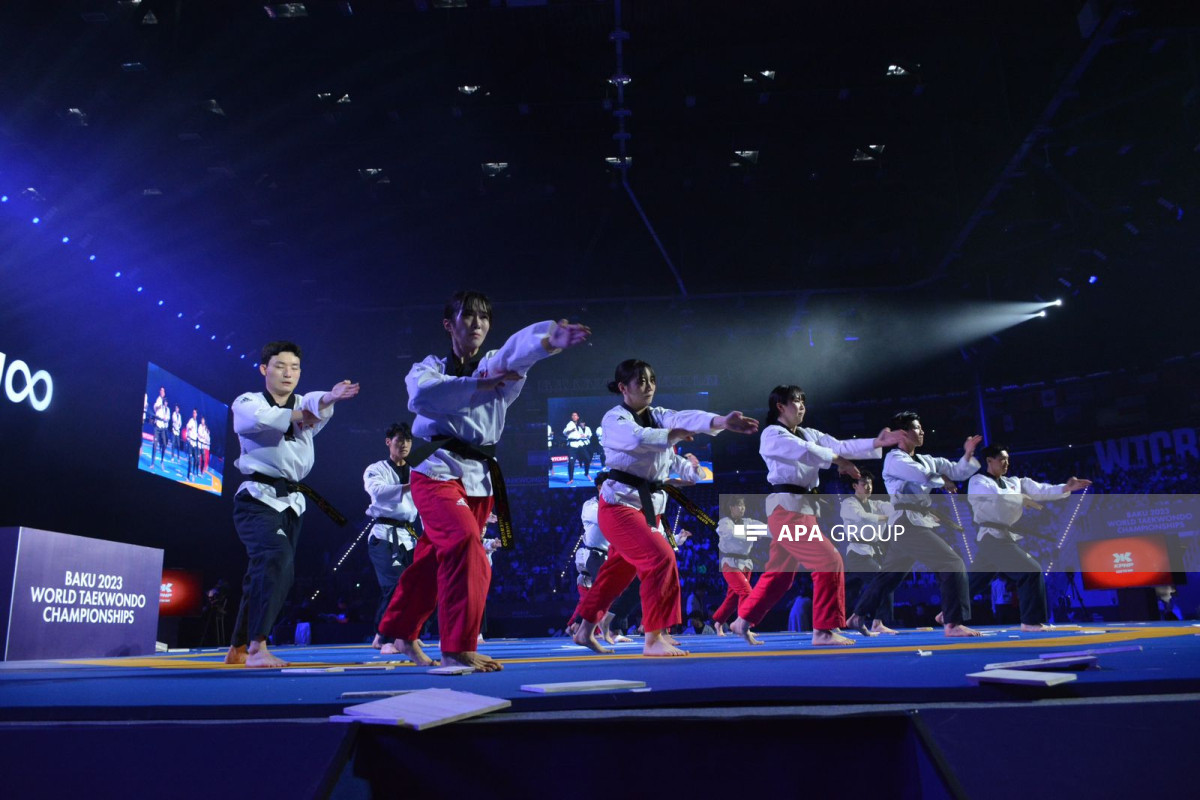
655, 408, 721, 436
1018, 476, 1070, 500
406, 357, 484, 415
813, 429, 882, 461
364, 463, 409, 506
671, 453, 700, 485
603, 409, 673, 454
581, 499, 599, 528
298, 391, 334, 436
840, 497, 876, 526
716, 516, 735, 549
232, 393, 290, 436
967, 474, 1002, 517
941, 453, 981, 482
760, 425, 834, 468
479, 321, 560, 376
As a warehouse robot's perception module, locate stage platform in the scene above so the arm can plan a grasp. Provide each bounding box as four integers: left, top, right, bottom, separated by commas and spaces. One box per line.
2, 622, 1198, 798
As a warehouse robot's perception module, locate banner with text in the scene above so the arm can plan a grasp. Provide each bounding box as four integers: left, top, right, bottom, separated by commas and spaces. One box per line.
0, 527, 164, 660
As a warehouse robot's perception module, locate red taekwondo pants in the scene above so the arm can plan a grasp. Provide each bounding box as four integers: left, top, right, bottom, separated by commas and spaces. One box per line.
378, 473, 493, 653
737, 508, 845, 631
712, 567, 753, 624
575, 498, 682, 633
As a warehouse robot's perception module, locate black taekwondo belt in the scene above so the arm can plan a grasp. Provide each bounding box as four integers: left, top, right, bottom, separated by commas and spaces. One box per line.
893, 501, 963, 532
367, 516, 419, 561
606, 469, 717, 548
771, 483, 831, 517
772, 484, 820, 495
246, 472, 348, 526
374, 516, 418, 536
976, 519, 1049, 541
407, 437, 515, 548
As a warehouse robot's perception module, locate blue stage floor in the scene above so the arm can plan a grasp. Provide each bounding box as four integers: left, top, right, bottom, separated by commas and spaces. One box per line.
2, 622, 1198, 721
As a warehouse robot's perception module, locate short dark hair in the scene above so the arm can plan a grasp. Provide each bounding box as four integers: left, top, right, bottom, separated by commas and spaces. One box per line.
721, 495, 746, 517
607, 359, 655, 394
262, 341, 302, 362
979, 443, 1007, 461
386, 422, 412, 441
890, 410, 920, 431
766, 385, 805, 427
594, 470, 610, 490
444, 291, 492, 324
853, 469, 875, 484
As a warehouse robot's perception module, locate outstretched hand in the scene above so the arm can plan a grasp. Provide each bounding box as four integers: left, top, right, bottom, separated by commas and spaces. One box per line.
963, 435, 983, 458
873, 427, 908, 449
1065, 477, 1093, 493
329, 380, 360, 402
549, 320, 592, 350
320, 380, 360, 410
668, 428, 695, 445
834, 456, 861, 480
719, 411, 760, 434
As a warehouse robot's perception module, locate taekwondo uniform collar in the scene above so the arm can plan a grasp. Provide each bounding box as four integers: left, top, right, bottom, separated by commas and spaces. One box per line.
620, 402, 657, 428
261, 391, 299, 440
447, 350, 483, 377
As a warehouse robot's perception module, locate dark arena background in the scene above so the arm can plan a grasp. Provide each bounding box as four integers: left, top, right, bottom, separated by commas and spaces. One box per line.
2, 2, 1199, 798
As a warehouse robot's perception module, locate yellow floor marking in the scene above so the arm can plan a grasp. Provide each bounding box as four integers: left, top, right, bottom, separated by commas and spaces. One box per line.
53, 626, 1194, 670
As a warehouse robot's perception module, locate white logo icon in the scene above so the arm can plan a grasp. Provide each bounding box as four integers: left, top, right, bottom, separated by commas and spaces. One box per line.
733, 521, 771, 542
1112, 552, 1133, 565
0, 350, 53, 412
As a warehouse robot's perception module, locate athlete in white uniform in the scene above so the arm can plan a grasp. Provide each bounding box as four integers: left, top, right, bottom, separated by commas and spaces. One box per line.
840, 471, 898, 634
848, 410, 982, 638
967, 444, 1091, 631
224, 340, 360, 668
362, 422, 421, 651
378, 291, 590, 672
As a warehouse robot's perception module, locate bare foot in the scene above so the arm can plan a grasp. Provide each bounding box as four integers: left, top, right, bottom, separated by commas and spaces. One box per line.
871, 621, 899, 635
371, 634, 383, 650
599, 612, 616, 644
573, 621, 614, 654
729, 617, 763, 646
477, 633, 486, 644
442, 651, 503, 672
846, 614, 877, 637
244, 642, 289, 668
944, 623, 981, 637
379, 641, 405, 657
812, 629, 856, 646
224, 645, 247, 665
644, 630, 689, 657
612, 634, 632, 643
1020, 623, 1048, 632
714, 622, 727, 637
391, 638, 437, 666
662, 633, 681, 646
934, 612, 944, 625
